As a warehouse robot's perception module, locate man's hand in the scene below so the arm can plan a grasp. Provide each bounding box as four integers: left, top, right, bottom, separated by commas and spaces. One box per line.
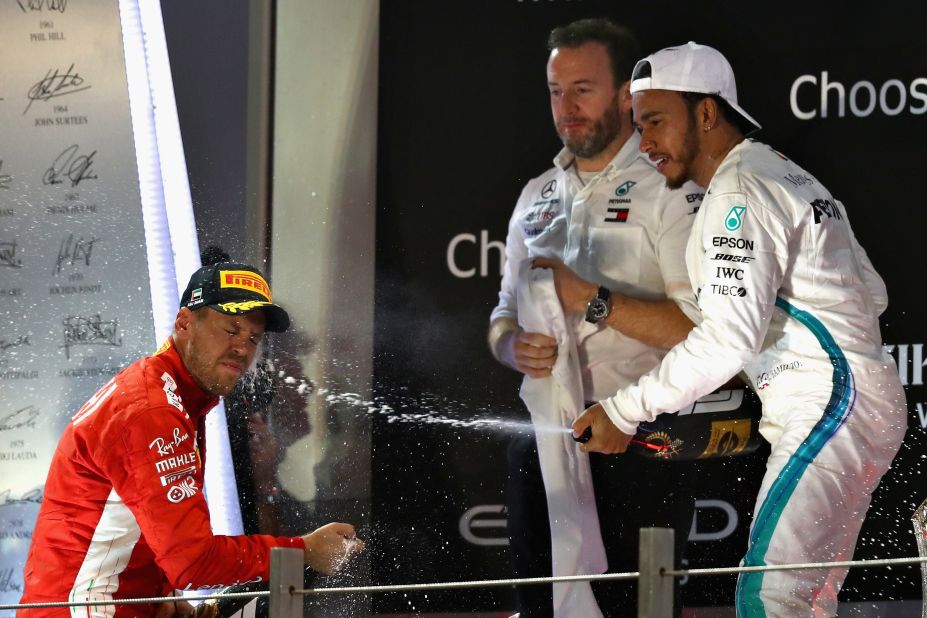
531, 257, 598, 315
572, 403, 633, 454
153, 592, 195, 617
302, 523, 365, 574
497, 328, 558, 378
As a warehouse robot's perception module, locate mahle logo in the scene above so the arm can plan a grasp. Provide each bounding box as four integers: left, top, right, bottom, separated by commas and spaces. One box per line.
725, 205, 746, 231
615, 180, 636, 197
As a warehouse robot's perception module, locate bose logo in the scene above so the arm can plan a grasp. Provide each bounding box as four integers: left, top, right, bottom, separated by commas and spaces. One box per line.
790, 72, 927, 119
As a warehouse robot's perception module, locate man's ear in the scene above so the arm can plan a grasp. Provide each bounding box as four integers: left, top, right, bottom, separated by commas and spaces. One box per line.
174, 307, 193, 335
618, 80, 633, 113
700, 97, 722, 131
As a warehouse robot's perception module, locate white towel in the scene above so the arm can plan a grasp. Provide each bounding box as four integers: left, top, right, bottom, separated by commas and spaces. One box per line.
516, 260, 607, 617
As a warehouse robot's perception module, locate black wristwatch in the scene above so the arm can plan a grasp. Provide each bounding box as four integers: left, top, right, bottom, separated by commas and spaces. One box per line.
584, 286, 612, 324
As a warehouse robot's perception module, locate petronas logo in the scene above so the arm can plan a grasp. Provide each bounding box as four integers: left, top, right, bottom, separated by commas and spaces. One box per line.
615, 180, 636, 196
725, 205, 746, 231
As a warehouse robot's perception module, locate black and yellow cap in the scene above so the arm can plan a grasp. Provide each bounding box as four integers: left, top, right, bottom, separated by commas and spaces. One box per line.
180, 262, 290, 332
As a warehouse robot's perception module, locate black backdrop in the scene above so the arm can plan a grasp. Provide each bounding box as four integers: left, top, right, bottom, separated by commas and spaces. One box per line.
373, 0, 927, 613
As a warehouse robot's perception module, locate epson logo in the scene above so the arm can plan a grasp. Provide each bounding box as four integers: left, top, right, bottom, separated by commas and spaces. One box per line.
711, 253, 754, 264
790, 72, 927, 119
712, 237, 754, 251
447, 230, 504, 278
686, 193, 705, 203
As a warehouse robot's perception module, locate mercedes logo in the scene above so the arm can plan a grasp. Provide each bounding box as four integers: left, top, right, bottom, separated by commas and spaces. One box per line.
541, 180, 556, 199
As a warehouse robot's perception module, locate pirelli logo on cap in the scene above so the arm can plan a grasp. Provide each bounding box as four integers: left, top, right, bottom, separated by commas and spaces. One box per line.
220, 270, 271, 301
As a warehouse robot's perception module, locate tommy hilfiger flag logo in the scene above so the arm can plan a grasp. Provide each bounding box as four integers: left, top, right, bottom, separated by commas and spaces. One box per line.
604, 207, 630, 223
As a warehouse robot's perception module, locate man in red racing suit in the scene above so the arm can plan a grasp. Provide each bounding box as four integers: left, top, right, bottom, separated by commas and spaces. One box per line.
20, 262, 364, 616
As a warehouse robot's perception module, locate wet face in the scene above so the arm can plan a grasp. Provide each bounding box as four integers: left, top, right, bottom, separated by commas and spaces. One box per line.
547, 42, 624, 159
632, 89, 701, 189
175, 308, 266, 396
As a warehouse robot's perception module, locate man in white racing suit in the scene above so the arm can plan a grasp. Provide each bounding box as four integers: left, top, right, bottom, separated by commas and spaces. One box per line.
573, 41, 907, 616
488, 19, 704, 617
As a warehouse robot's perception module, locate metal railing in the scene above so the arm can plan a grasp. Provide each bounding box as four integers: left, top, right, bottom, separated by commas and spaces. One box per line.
4, 528, 925, 617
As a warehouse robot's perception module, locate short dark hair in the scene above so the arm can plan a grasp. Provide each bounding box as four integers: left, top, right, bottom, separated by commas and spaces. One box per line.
681, 92, 753, 136
547, 18, 641, 89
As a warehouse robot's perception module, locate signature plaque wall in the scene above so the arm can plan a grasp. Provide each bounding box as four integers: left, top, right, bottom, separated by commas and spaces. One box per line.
0, 0, 204, 608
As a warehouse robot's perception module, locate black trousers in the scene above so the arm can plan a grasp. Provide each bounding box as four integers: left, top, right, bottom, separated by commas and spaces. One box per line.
506, 432, 694, 617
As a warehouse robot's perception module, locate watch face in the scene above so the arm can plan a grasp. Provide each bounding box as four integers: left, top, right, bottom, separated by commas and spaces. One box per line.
585, 287, 611, 324
585, 299, 609, 323
589, 299, 609, 320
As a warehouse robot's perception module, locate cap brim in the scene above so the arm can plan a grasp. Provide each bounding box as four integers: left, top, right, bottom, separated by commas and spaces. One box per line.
631, 76, 762, 134
208, 302, 291, 332
728, 100, 762, 134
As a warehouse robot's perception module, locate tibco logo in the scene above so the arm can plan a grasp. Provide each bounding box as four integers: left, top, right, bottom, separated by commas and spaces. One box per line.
790, 72, 927, 119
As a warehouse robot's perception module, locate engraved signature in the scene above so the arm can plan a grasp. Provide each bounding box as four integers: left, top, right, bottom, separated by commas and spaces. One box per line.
0, 406, 40, 432
0, 160, 11, 190
54, 233, 99, 275
0, 335, 30, 355
0, 487, 43, 509
61, 315, 122, 360
43, 144, 98, 187
0, 568, 23, 594
16, 0, 67, 13
24, 64, 90, 114
0, 241, 22, 268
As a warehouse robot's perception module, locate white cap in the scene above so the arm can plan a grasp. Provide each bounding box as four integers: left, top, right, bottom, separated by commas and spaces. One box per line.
630, 41, 761, 133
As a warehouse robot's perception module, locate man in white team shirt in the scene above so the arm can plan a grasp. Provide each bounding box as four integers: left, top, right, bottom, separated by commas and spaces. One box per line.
488, 18, 704, 617
573, 41, 907, 616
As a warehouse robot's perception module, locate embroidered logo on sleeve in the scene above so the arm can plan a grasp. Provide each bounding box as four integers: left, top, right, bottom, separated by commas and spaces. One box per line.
148, 427, 190, 457
161, 372, 183, 411
155, 450, 198, 486
166, 477, 198, 503
724, 205, 746, 231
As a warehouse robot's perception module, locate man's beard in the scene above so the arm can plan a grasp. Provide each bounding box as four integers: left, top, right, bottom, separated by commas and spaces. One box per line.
558, 102, 621, 159
664, 114, 700, 190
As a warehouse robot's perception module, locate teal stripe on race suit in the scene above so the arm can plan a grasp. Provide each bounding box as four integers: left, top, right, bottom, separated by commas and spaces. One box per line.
735, 297, 856, 617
